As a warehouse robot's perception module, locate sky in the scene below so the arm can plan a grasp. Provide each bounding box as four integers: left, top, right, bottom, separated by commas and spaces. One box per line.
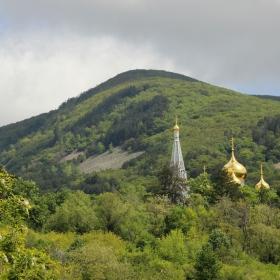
0, 0, 280, 127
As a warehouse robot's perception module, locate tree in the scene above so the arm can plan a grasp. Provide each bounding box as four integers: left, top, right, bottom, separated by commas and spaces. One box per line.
45, 191, 96, 234
188, 172, 214, 203
249, 223, 280, 264
95, 192, 129, 233
66, 234, 133, 280
94, 142, 105, 154
155, 166, 188, 203
257, 186, 279, 205
213, 168, 239, 201
54, 116, 62, 144
12, 177, 39, 202
208, 229, 230, 260
208, 229, 230, 252
156, 230, 188, 264
0, 167, 59, 279
165, 205, 193, 234
146, 196, 171, 237
238, 185, 259, 206
109, 142, 114, 153
194, 243, 222, 280
28, 188, 70, 230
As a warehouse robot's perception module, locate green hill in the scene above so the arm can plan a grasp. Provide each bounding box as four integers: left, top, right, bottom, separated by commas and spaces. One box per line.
1, 69, 280, 192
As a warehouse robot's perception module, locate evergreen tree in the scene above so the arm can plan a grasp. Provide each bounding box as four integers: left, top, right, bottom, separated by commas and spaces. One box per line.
213, 168, 239, 201
194, 243, 221, 280
155, 166, 188, 203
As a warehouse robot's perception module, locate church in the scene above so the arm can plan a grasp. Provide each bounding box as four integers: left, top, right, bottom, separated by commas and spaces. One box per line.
169, 118, 270, 197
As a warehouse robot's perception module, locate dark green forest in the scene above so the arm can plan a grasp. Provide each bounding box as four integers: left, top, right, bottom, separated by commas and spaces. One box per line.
1, 69, 280, 279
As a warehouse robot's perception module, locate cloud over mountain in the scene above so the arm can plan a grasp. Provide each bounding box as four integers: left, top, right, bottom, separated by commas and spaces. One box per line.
0, 0, 279, 126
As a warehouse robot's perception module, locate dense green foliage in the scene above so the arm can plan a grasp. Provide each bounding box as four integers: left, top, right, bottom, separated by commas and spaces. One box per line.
0, 166, 279, 279
253, 114, 280, 162
0, 167, 59, 279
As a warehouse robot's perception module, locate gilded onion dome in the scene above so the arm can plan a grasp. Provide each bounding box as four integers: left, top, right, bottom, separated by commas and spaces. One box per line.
224, 137, 247, 184
255, 164, 270, 190
231, 168, 242, 185
173, 116, 179, 131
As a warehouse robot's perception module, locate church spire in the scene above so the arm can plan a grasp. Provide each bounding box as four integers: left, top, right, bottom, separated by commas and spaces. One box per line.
170, 117, 189, 197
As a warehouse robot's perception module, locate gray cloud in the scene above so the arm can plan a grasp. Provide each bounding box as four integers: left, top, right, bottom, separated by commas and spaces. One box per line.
0, 0, 280, 126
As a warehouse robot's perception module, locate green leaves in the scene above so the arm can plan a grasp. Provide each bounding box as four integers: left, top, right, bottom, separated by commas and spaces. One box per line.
155, 165, 189, 203
95, 192, 129, 233
45, 191, 96, 234
0, 167, 59, 279
0, 167, 29, 225
194, 243, 222, 280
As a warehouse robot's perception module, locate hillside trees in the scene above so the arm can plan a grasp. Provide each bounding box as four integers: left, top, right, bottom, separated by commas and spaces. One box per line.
45, 191, 96, 234
70, 85, 142, 137
11, 172, 280, 280
253, 114, 280, 162
103, 95, 169, 149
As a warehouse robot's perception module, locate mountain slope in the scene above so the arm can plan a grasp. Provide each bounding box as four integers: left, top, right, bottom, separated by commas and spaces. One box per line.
1, 69, 280, 192
0, 70, 198, 151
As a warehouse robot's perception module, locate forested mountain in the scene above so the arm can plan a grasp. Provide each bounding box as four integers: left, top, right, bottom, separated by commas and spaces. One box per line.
2, 70, 280, 279
1, 69, 280, 193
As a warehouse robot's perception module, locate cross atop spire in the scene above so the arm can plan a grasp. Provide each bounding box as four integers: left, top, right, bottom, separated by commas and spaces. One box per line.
231, 137, 235, 151
260, 164, 263, 176
203, 166, 207, 174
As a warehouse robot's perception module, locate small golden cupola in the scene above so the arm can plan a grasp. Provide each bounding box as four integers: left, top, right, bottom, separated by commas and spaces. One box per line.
255, 164, 270, 190
224, 137, 247, 186
173, 116, 179, 131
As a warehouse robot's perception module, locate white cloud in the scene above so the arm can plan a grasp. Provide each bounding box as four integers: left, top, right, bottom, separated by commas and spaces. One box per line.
0, 32, 175, 126
0, 0, 280, 126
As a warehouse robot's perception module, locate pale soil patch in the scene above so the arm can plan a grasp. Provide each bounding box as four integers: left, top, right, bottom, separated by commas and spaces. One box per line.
60, 150, 84, 162
78, 147, 144, 174
275, 162, 280, 170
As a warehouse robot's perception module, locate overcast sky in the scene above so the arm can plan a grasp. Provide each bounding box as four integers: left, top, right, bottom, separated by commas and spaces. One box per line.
0, 0, 280, 127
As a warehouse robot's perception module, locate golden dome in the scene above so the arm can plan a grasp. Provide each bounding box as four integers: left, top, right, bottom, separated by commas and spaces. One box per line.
224, 137, 247, 183
173, 116, 179, 131
255, 164, 270, 190
232, 171, 242, 185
